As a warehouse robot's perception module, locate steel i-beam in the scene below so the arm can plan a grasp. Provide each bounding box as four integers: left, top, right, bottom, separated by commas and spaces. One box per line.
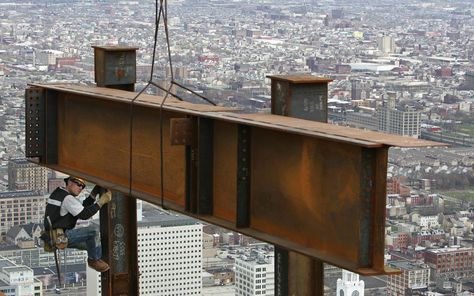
25, 84, 443, 275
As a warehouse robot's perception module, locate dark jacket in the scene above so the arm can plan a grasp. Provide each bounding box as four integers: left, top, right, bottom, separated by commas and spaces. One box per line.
44, 187, 100, 230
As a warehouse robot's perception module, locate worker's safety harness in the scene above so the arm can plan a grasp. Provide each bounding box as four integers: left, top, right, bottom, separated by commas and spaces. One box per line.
40, 187, 71, 294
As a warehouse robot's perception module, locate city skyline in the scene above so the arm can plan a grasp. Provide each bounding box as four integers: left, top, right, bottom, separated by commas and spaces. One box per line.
0, 0, 473, 295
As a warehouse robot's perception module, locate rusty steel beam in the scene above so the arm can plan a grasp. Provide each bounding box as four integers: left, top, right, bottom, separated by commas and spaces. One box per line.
25, 83, 443, 275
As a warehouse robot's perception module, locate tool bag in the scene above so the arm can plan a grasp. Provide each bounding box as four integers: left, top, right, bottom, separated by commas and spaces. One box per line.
52, 228, 68, 249
40, 228, 68, 252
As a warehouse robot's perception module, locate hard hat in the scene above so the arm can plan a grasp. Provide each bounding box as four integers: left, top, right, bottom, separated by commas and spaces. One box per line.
64, 176, 86, 188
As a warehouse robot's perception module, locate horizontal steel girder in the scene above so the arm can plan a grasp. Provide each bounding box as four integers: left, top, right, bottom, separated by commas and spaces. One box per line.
25, 84, 443, 275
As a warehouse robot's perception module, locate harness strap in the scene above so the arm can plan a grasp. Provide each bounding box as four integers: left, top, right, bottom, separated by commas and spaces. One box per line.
47, 199, 62, 207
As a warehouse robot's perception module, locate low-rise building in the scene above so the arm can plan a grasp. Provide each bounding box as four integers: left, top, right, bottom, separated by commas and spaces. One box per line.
424, 247, 474, 281
0, 256, 42, 296
387, 261, 430, 296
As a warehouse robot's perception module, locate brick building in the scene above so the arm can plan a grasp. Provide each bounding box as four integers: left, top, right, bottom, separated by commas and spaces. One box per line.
387, 261, 430, 296
424, 247, 474, 280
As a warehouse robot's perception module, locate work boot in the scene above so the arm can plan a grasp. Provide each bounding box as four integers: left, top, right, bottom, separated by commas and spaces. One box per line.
87, 258, 110, 272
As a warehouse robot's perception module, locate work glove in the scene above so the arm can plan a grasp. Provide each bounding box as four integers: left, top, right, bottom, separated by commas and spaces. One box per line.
90, 185, 106, 197
97, 190, 112, 207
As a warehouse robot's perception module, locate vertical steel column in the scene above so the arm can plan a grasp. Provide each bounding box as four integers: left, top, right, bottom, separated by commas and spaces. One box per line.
100, 192, 138, 296
269, 75, 331, 296
94, 46, 139, 296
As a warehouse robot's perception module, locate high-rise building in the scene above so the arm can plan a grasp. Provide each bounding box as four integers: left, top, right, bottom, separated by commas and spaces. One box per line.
33, 49, 64, 66
387, 261, 430, 295
424, 247, 474, 281
87, 204, 203, 296
336, 269, 364, 296
351, 80, 361, 100
138, 212, 202, 295
0, 256, 43, 296
235, 251, 274, 296
377, 100, 421, 137
7, 159, 48, 193
0, 191, 46, 237
378, 36, 396, 54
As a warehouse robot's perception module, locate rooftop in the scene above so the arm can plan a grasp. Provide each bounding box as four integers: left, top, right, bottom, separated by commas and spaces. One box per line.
139, 208, 200, 228
389, 261, 428, 271
0, 190, 44, 199
0, 258, 14, 269
3, 266, 31, 273
426, 247, 473, 254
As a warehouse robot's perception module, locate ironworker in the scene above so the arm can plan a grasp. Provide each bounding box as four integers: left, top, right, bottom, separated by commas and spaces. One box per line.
41, 176, 112, 272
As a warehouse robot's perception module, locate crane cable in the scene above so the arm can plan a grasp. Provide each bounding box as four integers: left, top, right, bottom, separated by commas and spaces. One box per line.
129, 0, 216, 209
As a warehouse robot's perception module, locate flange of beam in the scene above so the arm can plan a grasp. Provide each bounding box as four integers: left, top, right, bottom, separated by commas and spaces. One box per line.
25, 84, 443, 275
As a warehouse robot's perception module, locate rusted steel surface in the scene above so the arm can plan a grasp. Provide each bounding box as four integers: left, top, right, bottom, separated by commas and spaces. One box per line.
229, 113, 443, 148
29, 84, 231, 113
287, 254, 323, 296
26, 84, 441, 275
101, 192, 138, 296
275, 248, 325, 296
29, 84, 444, 148
270, 75, 328, 296
170, 118, 194, 146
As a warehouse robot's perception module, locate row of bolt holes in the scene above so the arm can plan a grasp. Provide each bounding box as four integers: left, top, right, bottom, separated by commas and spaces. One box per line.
240, 129, 249, 181
27, 96, 40, 151
27, 92, 40, 149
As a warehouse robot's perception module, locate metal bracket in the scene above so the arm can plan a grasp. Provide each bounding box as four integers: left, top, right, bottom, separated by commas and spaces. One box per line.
236, 125, 251, 228
359, 148, 375, 267
170, 118, 194, 146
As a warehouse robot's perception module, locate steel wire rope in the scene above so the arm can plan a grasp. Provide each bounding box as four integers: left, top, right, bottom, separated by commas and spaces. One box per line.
158, 0, 172, 209
128, 0, 163, 201
128, 0, 217, 210
128, 0, 177, 209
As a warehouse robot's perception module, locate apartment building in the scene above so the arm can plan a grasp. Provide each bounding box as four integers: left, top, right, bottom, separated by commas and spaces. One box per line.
7, 159, 47, 192
387, 261, 430, 295
0, 191, 46, 237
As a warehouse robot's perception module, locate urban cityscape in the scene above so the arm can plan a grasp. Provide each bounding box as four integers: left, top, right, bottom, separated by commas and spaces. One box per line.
0, 0, 474, 295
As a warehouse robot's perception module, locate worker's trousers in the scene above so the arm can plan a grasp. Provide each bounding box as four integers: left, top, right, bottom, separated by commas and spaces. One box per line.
65, 226, 102, 260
